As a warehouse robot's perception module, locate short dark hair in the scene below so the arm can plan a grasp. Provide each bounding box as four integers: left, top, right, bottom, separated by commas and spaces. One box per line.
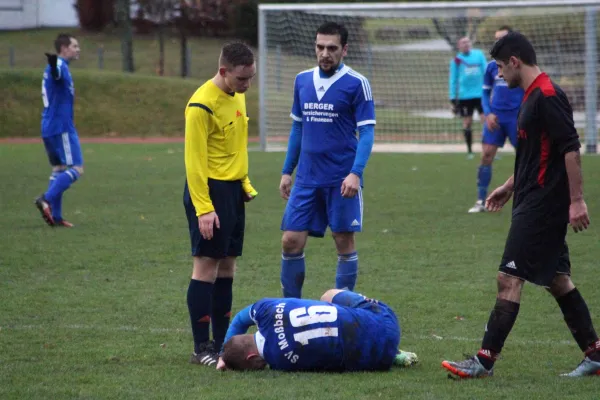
222, 338, 249, 370
54, 33, 74, 53
222, 336, 265, 371
490, 31, 537, 66
497, 25, 513, 33
316, 22, 348, 47
220, 42, 254, 68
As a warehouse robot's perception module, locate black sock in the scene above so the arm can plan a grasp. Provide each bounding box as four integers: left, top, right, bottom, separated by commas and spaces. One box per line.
477, 298, 520, 370
211, 277, 233, 351
556, 288, 600, 360
187, 279, 213, 354
464, 128, 473, 153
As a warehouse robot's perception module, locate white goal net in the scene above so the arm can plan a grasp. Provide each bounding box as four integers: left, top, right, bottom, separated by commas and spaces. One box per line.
257, 0, 599, 152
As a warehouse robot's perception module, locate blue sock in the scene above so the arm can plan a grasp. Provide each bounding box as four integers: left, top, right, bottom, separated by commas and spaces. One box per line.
47, 171, 59, 190
336, 252, 358, 291
281, 252, 305, 298
47, 172, 63, 221
477, 165, 492, 202
44, 169, 80, 204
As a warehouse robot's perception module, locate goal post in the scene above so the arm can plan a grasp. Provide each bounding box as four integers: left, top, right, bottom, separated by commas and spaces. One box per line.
257, 0, 599, 152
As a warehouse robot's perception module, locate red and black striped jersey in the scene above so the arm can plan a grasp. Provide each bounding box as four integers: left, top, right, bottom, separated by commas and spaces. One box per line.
513, 73, 581, 223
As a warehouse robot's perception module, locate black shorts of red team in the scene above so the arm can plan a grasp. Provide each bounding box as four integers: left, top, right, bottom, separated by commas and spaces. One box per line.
456, 98, 483, 117
183, 179, 245, 259
499, 73, 581, 287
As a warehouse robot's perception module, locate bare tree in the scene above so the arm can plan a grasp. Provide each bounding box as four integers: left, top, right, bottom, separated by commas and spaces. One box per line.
136, 0, 179, 76
115, 0, 135, 72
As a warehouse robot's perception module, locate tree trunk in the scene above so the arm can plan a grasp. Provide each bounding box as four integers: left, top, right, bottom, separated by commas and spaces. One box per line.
115, 0, 135, 73
158, 24, 165, 76
180, 4, 189, 78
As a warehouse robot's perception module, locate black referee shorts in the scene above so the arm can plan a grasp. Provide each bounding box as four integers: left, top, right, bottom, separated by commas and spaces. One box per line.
499, 216, 570, 287
457, 98, 483, 117
183, 178, 245, 259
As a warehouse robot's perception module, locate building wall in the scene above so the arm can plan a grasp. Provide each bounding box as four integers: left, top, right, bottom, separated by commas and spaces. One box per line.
0, 0, 78, 30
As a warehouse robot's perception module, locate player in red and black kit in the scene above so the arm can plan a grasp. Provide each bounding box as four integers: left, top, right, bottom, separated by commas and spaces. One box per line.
442, 31, 600, 379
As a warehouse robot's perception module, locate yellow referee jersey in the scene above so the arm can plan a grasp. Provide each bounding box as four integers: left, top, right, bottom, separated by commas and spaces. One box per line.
184, 79, 257, 216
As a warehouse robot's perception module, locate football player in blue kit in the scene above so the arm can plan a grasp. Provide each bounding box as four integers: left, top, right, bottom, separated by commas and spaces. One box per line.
35, 33, 83, 227
215, 289, 418, 372
279, 22, 375, 299
468, 26, 524, 213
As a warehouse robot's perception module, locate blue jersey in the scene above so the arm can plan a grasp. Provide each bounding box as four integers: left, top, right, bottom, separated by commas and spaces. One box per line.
41, 57, 76, 138
290, 65, 376, 187
483, 60, 524, 113
448, 49, 487, 101
249, 297, 398, 372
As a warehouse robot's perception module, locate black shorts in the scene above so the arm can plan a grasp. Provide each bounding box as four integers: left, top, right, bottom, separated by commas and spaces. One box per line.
499, 217, 570, 287
457, 98, 483, 117
183, 179, 245, 259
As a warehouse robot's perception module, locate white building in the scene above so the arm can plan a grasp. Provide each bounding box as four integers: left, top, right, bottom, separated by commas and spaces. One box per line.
0, 0, 78, 30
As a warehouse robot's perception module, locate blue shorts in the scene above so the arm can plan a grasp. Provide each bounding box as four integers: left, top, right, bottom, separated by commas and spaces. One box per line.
281, 185, 363, 238
43, 131, 83, 167
332, 290, 401, 370
482, 109, 519, 148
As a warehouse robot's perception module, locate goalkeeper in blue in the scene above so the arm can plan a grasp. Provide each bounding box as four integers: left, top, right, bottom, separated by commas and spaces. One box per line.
35, 33, 82, 228
449, 36, 487, 158
279, 22, 375, 299
468, 26, 524, 213
215, 289, 418, 372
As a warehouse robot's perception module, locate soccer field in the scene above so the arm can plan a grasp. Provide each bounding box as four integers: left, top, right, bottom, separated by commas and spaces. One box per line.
2, 144, 600, 399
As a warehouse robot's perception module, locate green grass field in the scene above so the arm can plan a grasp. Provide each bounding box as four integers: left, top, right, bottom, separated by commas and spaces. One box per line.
2, 143, 600, 399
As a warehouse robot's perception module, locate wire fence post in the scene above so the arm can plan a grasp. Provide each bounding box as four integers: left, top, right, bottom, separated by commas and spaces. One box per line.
584, 6, 598, 154
9, 45, 15, 68
97, 46, 104, 70
186, 41, 191, 78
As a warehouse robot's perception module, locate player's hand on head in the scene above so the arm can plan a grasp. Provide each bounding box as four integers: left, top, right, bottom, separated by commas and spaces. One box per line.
485, 185, 512, 212
341, 173, 360, 198
279, 174, 293, 200
569, 199, 590, 233
198, 211, 220, 240
486, 113, 499, 130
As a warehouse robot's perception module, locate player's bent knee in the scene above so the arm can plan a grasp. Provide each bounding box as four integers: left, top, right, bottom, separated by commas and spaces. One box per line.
217, 257, 236, 277
548, 274, 575, 298
321, 289, 345, 303
282, 231, 307, 254
496, 272, 524, 299
332, 232, 355, 254
192, 256, 219, 281
73, 166, 84, 175
481, 151, 495, 165
52, 165, 67, 172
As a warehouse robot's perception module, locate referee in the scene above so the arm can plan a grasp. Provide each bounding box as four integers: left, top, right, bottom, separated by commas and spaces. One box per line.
183, 42, 258, 366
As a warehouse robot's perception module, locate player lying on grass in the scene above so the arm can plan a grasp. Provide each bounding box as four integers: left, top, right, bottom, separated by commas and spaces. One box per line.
215, 289, 418, 372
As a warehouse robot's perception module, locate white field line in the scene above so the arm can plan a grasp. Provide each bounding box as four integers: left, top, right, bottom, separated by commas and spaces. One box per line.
0, 324, 574, 346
